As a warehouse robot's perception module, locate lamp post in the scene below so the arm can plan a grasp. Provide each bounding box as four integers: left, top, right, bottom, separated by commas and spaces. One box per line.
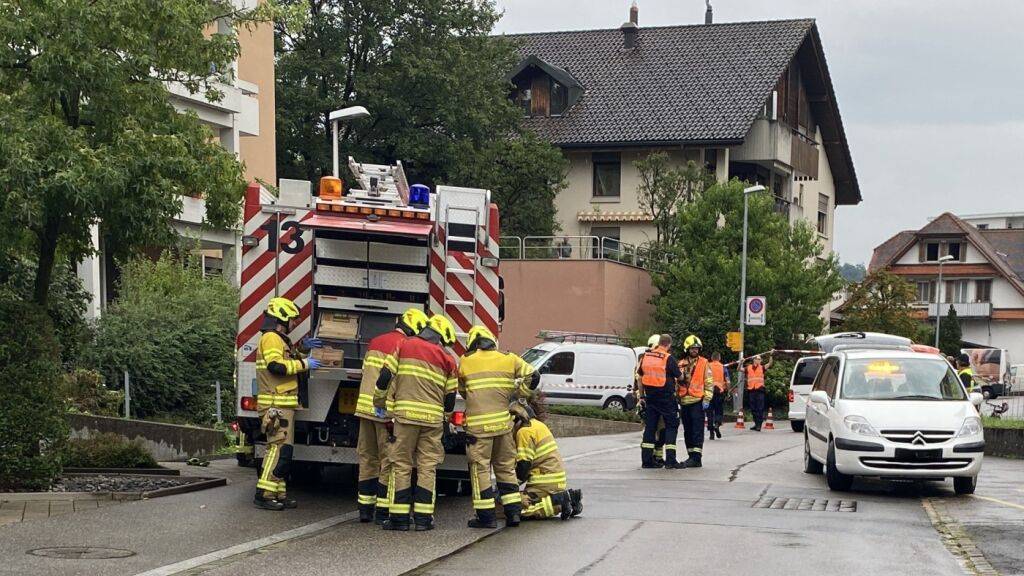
934, 254, 955, 349
736, 184, 767, 413
328, 106, 371, 178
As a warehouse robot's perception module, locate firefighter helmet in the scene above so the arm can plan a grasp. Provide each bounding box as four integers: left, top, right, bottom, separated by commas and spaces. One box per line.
646, 334, 660, 348
509, 399, 536, 423
266, 297, 301, 322
400, 308, 429, 335
429, 315, 457, 346
683, 334, 703, 350
467, 325, 497, 349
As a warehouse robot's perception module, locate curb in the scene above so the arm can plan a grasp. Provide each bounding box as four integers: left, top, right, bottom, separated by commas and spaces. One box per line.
141, 477, 227, 499
1, 476, 227, 503
64, 467, 181, 476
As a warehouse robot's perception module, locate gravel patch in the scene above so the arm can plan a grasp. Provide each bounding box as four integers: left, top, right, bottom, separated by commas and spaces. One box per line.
52, 474, 198, 493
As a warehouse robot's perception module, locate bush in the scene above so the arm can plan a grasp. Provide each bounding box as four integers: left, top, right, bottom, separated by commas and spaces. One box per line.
765, 358, 794, 409
547, 405, 641, 423
60, 369, 123, 417
0, 299, 68, 490
84, 255, 237, 423
64, 433, 157, 469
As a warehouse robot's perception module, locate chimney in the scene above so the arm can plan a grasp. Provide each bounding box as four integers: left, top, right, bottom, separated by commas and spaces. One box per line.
621, 2, 638, 49
705, 0, 713, 24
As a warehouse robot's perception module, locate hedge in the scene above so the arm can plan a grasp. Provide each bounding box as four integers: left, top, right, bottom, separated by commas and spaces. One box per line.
64, 433, 157, 469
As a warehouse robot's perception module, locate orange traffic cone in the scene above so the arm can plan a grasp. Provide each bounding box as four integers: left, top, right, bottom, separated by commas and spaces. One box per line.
764, 408, 776, 430
735, 410, 746, 429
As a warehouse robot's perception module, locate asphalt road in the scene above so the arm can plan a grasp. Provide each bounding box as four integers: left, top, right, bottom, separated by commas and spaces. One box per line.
2, 425, 1022, 576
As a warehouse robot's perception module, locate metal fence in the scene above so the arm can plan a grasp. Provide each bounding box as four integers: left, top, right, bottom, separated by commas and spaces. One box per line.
499, 235, 668, 270
980, 392, 1024, 422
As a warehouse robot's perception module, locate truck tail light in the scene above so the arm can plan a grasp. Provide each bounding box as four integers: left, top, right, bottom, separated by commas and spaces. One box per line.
451, 411, 466, 427
787, 390, 794, 403
241, 396, 257, 411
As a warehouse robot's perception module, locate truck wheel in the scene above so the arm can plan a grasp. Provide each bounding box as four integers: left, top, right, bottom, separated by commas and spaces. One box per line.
791, 420, 805, 433
825, 440, 853, 491
953, 476, 977, 495
803, 432, 823, 475
603, 396, 626, 412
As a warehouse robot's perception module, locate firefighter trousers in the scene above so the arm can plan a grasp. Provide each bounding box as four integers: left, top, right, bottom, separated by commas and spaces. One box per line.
641, 391, 679, 466
257, 407, 295, 500
747, 388, 766, 428
708, 389, 725, 430
388, 421, 443, 520
467, 432, 522, 518
356, 418, 392, 512
521, 482, 567, 519
680, 401, 705, 457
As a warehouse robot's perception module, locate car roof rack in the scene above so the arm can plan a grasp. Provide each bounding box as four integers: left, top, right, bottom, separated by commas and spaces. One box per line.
538, 330, 626, 345
832, 344, 914, 352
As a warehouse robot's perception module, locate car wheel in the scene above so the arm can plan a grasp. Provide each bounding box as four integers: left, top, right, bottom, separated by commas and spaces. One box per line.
603, 396, 626, 412
825, 439, 854, 491
803, 432, 823, 475
953, 476, 977, 495
791, 419, 805, 433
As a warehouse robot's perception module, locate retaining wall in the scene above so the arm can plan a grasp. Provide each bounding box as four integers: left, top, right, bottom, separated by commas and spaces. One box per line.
68, 414, 223, 462
546, 414, 642, 438
983, 427, 1024, 458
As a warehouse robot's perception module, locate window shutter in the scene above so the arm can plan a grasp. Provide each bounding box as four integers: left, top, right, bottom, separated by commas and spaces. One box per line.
918, 242, 925, 262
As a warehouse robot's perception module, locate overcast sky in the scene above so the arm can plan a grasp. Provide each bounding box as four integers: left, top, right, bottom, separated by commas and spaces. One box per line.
493, 0, 1024, 265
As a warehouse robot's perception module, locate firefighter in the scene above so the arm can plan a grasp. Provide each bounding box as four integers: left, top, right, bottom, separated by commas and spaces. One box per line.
254, 297, 322, 511
374, 314, 459, 532
956, 353, 976, 392
635, 334, 667, 466
511, 400, 579, 520
677, 335, 713, 468
459, 325, 539, 529
707, 351, 728, 440
636, 334, 683, 468
745, 354, 773, 431
355, 308, 428, 524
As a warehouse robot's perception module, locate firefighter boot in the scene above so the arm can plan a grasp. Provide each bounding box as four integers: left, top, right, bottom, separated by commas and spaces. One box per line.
680, 452, 703, 468
505, 508, 522, 527
467, 508, 497, 529
254, 493, 285, 511
277, 496, 298, 509
414, 515, 435, 532
640, 446, 662, 469
359, 505, 374, 523
382, 515, 410, 532
552, 491, 573, 520
569, 488, 583, 518
374, 507, 389, 526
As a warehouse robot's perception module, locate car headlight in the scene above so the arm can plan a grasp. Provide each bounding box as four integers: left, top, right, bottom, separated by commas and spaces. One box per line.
843, 415, 880, 437
956, 416, 982, 438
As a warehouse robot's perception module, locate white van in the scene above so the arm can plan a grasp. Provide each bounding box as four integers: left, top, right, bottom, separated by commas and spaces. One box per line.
522, 342, 638, 411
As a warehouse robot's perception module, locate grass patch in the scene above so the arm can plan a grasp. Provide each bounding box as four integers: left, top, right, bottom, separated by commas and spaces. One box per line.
547, 405, 641, 423
983, 417, 1024, 430
64, 433, 158, 468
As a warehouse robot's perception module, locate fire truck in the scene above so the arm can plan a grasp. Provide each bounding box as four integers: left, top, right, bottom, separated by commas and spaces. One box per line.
233, 107, 503, 483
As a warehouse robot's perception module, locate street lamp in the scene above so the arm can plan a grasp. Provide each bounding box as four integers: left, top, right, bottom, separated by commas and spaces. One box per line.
736, 184, 767, 413
328, 106, 371, 177
934, 254, 955, 349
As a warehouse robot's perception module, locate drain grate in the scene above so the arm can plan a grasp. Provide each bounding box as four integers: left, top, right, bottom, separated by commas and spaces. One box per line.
753, 496, 857, 512
28, 547, 136, 560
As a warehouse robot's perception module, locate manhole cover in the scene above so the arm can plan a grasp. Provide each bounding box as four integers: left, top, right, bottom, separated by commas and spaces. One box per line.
753, 496, 857, 512
28, 547, 136, 559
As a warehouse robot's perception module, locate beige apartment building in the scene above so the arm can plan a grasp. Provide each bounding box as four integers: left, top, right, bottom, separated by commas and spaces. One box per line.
78, 7, 276, 317
505, 9, 861, 255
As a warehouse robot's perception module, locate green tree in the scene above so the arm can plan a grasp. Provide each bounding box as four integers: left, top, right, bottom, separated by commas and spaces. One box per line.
938, 305, 963, 356
85, 256, 238, 423
0, 0, 283, 306
274, 0, 566, 237
839, 262, 867, 284
634, 153, 714, 245
653, 180, 842, 357
840, 270, 927, 340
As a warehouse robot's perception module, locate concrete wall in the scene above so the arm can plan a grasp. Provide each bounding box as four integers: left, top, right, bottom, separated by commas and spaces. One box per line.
68, 415, 224, 462
983, 427, 1024, 459
500, 259, 656, 354
545, 414, 642, 438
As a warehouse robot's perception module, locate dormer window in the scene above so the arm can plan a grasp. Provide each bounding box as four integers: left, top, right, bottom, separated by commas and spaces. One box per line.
550, 80, 567, 115
508, 56, 583, 119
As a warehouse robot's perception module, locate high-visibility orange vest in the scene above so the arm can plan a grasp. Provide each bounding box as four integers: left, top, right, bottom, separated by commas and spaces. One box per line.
710, 361, 726, 392
640, 348, 669, 388
746, 364, 765, 390
679, 356, 709, 399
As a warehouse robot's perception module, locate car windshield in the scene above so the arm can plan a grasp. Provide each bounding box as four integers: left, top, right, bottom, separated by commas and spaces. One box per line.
840, 358, 967, 401
521, 348, 549, 367
793, 358, 823, 386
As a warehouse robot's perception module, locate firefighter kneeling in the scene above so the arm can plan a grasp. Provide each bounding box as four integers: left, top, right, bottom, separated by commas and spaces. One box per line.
510, 399, 582, 520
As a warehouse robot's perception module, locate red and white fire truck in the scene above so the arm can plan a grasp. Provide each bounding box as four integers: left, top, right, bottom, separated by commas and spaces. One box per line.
233, 108, 503, 481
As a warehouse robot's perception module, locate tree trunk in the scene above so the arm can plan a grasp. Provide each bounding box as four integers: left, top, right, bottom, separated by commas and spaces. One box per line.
32, 212, 61, 306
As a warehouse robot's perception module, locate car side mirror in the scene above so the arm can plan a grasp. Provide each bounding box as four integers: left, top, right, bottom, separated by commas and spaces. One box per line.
808, 390, 830, 406
969, 391, 983, 407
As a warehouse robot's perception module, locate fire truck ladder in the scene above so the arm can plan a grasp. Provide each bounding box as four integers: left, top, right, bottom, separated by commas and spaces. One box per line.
347, 156, 410, 204
442, 205, 480, 334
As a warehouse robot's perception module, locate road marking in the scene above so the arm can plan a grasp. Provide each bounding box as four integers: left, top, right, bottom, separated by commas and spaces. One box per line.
564, 444, 637, 462
133, 511, 359, 576
971, 494, 1024, 511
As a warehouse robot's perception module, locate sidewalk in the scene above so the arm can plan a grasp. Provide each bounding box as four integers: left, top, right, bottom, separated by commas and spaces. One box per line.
0, 494, 122, 525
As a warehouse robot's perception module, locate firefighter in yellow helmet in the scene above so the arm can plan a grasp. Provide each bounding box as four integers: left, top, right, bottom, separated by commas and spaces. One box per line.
255, 297, 322, 510
374, 314, 459, 531
510, 400, 580, 520
676, 334, 714, 468
635, 334, 667, 466
459, 325, 539, 528
355, 308, 428, 524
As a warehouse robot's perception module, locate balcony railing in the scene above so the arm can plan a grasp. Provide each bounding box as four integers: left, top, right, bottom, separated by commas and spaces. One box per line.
927, 302, 993, 318
499, 236, 668, 270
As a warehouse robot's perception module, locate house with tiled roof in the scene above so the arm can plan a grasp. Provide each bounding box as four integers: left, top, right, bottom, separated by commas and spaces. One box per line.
869, 212, 1024, 362
503, 4, 860, 252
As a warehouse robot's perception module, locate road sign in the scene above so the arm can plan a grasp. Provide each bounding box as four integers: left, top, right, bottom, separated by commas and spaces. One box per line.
726, 331, 743, 352
745, 296, 766, 326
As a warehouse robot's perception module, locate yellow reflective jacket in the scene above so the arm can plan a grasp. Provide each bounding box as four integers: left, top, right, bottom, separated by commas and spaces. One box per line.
516, 420, 566, 488
458, 349, 534, 437
256, 331, 308, 408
